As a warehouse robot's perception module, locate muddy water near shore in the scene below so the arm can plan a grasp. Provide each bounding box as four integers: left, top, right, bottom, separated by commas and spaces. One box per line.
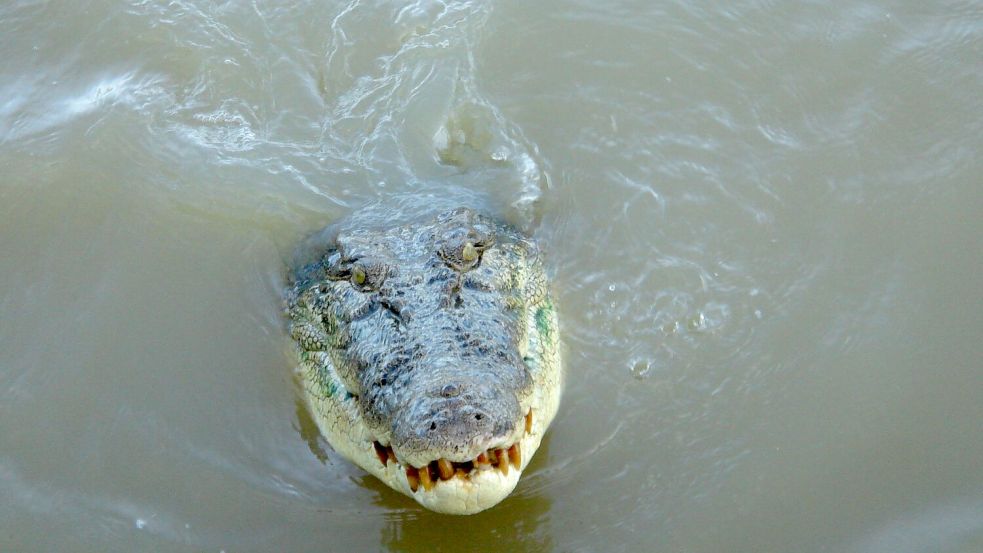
1, 1, 981, 551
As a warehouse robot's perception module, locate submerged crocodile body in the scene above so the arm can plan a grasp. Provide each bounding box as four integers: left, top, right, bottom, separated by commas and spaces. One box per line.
285, 207, 561, 514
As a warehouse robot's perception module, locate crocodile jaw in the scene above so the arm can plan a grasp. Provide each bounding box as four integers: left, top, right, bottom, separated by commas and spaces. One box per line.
372, 398, 558, 514
297, 299, 561, 514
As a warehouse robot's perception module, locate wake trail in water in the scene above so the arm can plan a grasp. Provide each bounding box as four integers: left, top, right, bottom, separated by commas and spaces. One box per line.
316, 0, 549, 228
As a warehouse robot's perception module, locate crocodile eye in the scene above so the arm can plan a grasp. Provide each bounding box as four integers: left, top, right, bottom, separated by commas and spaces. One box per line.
352, 265, 367, 286
347, 259, 389, 291
462, 242, 477, 262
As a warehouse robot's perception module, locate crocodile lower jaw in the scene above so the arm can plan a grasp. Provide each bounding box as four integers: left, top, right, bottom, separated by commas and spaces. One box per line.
362, 410, 546, 514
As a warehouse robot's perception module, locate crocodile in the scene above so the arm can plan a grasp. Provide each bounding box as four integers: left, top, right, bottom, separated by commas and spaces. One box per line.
285, 207, 561, 515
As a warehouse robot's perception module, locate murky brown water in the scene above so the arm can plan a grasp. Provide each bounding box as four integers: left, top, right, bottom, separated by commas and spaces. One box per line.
2, 1, 982, 551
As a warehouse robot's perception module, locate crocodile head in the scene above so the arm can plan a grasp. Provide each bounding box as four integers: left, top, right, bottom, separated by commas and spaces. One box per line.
286, 207, 561, 514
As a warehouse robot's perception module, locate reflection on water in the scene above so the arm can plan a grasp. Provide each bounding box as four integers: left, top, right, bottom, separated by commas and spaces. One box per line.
1, 0, 982, 551
295, 398, 331, 465
372, 469, 552, 553
378, 492, 552, 553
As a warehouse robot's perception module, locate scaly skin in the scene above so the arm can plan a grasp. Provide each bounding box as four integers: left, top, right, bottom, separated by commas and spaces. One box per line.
285, 207, 561, 514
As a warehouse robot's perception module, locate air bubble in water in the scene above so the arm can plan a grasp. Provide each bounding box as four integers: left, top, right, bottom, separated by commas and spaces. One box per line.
629, 358, 653, 379
687, 312, 708, 331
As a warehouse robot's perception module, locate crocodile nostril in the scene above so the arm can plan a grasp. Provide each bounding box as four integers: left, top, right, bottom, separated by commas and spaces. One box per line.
440, 384, 460, 398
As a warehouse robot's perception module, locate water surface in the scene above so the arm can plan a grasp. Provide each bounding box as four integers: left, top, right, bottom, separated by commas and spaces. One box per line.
1, 1, 981, 552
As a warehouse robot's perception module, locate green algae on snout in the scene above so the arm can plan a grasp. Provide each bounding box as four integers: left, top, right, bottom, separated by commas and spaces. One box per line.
535, 300, 555, 344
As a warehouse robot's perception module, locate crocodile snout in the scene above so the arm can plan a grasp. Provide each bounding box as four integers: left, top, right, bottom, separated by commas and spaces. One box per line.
390, 382, 521, 466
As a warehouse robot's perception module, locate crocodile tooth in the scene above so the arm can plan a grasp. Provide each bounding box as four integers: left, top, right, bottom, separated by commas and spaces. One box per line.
496, 448, 509, 475
373, 442, 388, 466
475, 452, 491, 470
508, 443, 521, 469
386, 447, 397, 465
405, 467, 420, 492
437, 458, 454, 480
419, 464, 435, 491
455, 468, 469, 479
525, 409, 533, 434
